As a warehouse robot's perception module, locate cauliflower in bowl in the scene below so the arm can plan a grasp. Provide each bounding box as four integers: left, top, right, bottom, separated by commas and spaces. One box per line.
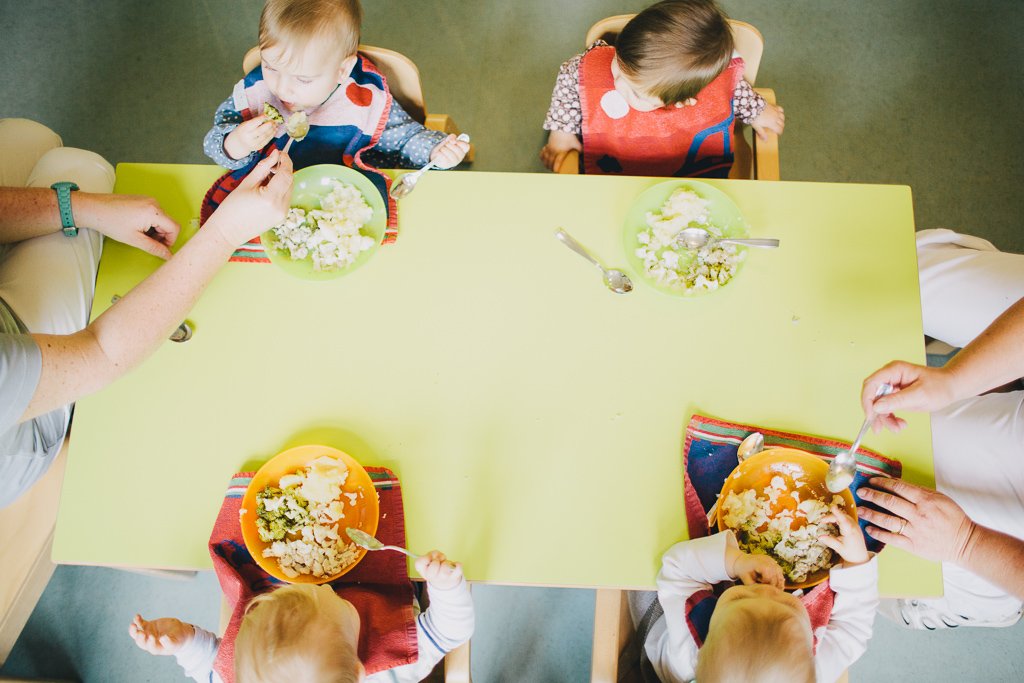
720, 475, 848, 584
267, 180, 375, 272
255, 455, 363, 579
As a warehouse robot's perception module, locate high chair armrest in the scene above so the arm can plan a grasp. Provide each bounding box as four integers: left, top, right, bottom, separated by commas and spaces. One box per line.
425, 114, 475, 163
555, 149, 580, 174
751, 87, 780, 180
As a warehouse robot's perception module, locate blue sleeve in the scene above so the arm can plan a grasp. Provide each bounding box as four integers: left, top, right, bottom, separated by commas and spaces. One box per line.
363, 100, 447, 169
203, 96, 258, 170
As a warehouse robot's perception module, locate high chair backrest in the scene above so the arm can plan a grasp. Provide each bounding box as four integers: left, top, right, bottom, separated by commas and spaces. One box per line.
242, 45, 429, 123
583, 15, 764, 85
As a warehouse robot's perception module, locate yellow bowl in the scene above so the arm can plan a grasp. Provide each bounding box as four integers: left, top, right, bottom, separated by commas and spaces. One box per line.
717, 447, 856, 590
241, 445, 379, 584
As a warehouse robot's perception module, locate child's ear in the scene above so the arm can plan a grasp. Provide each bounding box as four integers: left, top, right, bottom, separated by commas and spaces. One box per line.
339, 54, 358, 79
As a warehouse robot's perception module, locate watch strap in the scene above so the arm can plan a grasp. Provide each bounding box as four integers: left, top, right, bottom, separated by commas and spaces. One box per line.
50, 181, 80, 236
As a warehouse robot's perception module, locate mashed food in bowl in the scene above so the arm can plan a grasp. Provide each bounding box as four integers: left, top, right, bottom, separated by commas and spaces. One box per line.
720, 475, 848, 584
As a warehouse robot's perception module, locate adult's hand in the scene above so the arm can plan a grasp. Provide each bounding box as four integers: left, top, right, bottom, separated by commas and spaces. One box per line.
861, 361, 959, 433
204, 150, 292, 248
856, 476, 974, 563
74, 193, 180, 259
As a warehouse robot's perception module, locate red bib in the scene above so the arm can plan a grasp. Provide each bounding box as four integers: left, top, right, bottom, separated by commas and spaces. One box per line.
579, 46, 742, 178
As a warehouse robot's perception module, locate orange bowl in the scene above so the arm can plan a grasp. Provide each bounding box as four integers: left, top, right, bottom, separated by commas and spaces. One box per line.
241, 445, 379, 584
716, 447, 856, 590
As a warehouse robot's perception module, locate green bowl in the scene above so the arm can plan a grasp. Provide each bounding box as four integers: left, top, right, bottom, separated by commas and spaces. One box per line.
262, 164, 386, 281
623, 179, 748, 297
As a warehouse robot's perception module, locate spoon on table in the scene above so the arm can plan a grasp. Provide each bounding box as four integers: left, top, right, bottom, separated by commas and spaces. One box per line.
826, 383, 894, 492
554, 228, 633, 294
675, 227, 780, 250
390, 133, 471, 199
346, 528, 421, 559
282, 111, 310, 154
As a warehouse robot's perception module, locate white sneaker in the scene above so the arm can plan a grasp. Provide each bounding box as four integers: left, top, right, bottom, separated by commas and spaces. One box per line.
879, 598, 1023, 630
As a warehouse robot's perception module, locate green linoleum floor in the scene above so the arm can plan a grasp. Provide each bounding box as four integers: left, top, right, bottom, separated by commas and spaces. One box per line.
2, 0, 1023, 681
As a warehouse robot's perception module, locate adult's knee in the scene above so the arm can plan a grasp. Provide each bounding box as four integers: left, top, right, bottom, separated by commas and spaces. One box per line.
27, 147, 116, 194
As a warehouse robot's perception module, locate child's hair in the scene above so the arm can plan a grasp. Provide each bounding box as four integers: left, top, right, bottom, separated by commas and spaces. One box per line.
235, 584, 361, 683
616, 0, 734, 105
259, 0, 362, 62
694, 602, 815, 683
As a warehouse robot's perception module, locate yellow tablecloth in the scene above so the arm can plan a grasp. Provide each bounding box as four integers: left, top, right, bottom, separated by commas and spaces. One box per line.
53, 165, 939, 595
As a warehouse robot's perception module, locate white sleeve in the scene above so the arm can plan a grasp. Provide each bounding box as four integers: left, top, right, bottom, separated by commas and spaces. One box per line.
366, 578, 475, 683
649, 532, 737, 683
173, 626, 223, 683
814, 556, 879, 683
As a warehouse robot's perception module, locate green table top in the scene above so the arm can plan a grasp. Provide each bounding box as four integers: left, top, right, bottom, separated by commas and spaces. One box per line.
53, 165, 940, 595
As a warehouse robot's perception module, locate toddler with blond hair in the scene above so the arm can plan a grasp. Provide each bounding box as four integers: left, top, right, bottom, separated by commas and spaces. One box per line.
541, 0, 784, 178
201, 0, 469, 238
636, 505, 877, 683
129, 551, 473, 682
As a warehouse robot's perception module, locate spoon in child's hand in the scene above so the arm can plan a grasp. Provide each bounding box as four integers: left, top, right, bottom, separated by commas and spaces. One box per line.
346, 528, 421, 559
390, 133, 471, 199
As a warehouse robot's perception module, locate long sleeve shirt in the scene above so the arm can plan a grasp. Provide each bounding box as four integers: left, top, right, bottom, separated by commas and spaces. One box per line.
646, 532, 879, 683
171, 578, 475, 683
202, 93, 445, 171
542, 41, 766, 135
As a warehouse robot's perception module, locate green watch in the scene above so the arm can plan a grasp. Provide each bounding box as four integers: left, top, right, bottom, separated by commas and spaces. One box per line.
50, 181, 80, 236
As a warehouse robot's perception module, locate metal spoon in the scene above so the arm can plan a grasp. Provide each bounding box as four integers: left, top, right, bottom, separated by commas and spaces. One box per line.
390, 133, 471, 199
282, 111, 309, 154
826, 383, 894, 492
554, 228, 633, 294
346, 527, 420, 559
676, 227, 780, 250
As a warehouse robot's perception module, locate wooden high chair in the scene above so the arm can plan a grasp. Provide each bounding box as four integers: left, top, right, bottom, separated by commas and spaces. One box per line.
555, 16, 779, 180
242, 45, 474, 161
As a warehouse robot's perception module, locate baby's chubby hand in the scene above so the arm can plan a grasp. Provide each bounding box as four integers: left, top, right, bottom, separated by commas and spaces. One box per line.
819, 504, 870, 566
415, 550, 464, 590
224, 115, 278, 160
751, 102, 785, 140
731, 551, 785, 589
128, 614, 195, 656
429, 134, 471, 169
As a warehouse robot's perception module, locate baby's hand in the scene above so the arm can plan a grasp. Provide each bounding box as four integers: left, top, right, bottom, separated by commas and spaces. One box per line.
224, 115, 278, 160
540, 130, 583, 171
819, 504, 870, 566
751, 103, 785, 140
429, 134, 470, 169
732, 552, 785, 589
415, 550, 464, 590
128, 614, 195, 656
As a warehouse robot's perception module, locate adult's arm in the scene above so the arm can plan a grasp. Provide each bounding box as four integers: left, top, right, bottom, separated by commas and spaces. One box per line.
858, 477, 1024, 600
0, 187, 179, 258
19, 151, 292, 423
862, 295, 1024, 431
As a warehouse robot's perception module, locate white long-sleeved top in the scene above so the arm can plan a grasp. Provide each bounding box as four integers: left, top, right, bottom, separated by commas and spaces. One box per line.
171, 578, 475, 682
645, 532, 879, 683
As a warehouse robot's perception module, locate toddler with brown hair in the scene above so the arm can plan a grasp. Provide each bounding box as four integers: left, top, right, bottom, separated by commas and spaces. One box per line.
541, 0, 784, 178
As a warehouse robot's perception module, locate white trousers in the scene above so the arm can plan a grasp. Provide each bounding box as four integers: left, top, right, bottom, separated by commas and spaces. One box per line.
917, 229, 1024, 620
0, 118, 114, 336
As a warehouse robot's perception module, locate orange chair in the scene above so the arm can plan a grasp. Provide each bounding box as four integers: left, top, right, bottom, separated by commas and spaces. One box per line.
242, 45, 473, 161
556, 17, 778, 180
